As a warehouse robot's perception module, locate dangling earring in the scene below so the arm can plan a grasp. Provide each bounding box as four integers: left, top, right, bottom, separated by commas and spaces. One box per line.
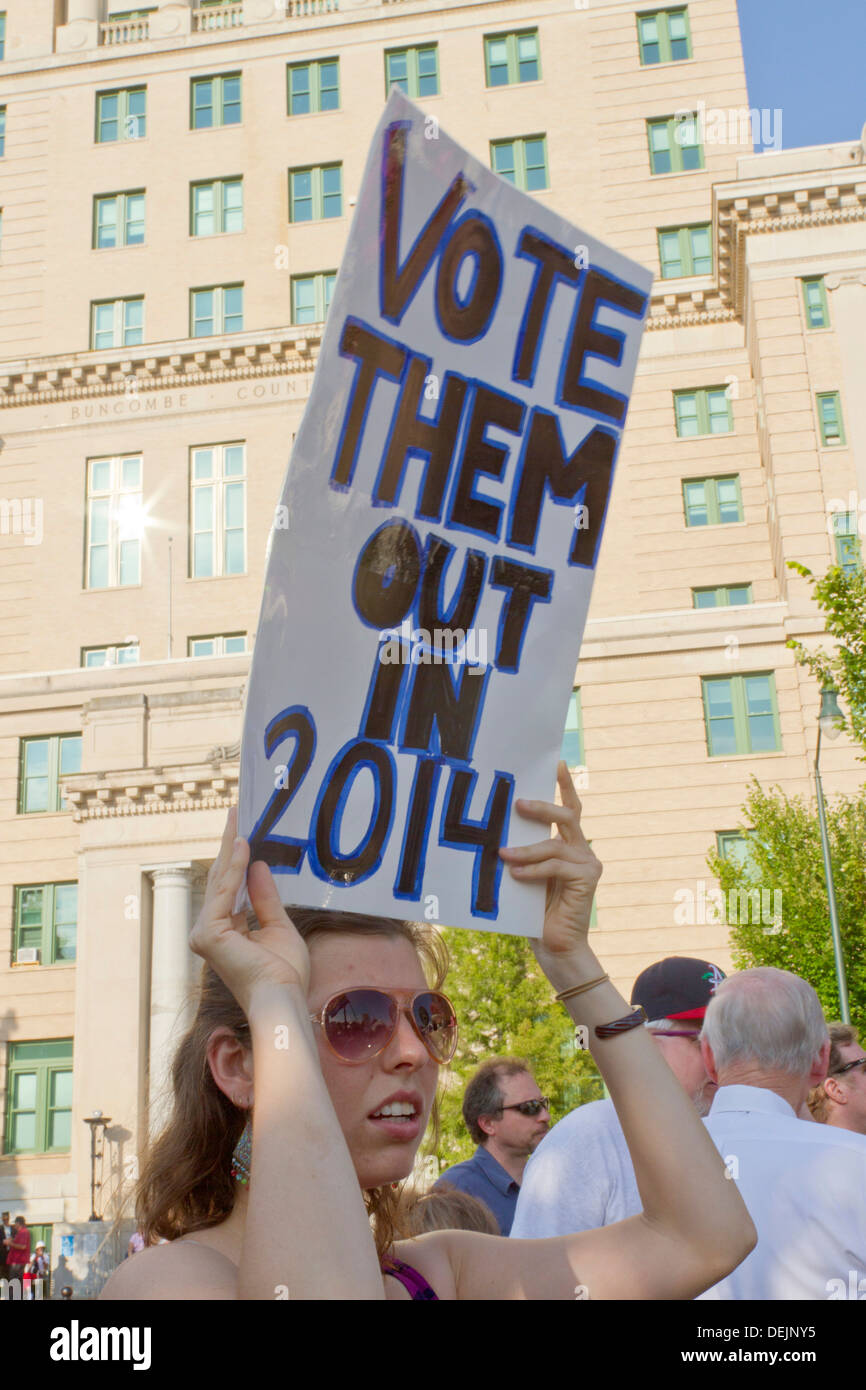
231, 1118, 252, 1186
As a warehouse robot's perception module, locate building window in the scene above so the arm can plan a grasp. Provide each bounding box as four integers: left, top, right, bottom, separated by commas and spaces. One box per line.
716, 831, 755, 870
86, 454, 142, 589
189, 633, 247, 657
674, 388, 732, 437
801, 276, 829, 330
0, 13, 5, 62
831, 512, 862, 574
647, 114, 703, 174
96, 87, 146, 143
289, 164, 342, 223
288, 58, 339, 114
0, 107, 6, 157
637, 8, 692, 64
14, 884, 77, 965
658, 224, 711, 278
385, 45, 439, 98
93, 192, 145, 249
18, 737, 81, 815
561, 689, 583, 767
190, 284, 243, 337
191, 178, 243, 236
693, 584, 752, 608
82, 643, 140, 667
816, 391, 845, 446
484, 29, 540, 86
190, 443, 246, 578
291, 272, 336, 325
4, 1041, 74, 1154
490, 136, 548, 191
191, 73, 241, 129
702, 674, 781, 756
683, 476, 742, 528
90, 297, 143, 349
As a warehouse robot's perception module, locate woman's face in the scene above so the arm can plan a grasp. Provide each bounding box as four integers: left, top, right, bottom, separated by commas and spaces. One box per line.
306, 932, 440, 1191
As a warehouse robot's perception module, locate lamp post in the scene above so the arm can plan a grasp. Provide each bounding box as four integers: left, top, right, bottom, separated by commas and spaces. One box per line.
814, 686, 850, 1024
83, 1112, 111, 1222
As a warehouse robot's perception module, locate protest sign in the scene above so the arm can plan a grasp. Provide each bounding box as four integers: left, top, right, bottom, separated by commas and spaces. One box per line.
237, 88, 652, 936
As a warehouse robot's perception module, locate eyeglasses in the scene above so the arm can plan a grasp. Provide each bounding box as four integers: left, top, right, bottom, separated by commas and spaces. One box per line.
498, 1098, 550, 1117
831, 1057, 866, 1078
310, 988, 458, 1066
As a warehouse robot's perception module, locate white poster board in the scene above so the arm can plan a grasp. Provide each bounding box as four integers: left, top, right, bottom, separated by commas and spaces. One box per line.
237, 89, 651, 936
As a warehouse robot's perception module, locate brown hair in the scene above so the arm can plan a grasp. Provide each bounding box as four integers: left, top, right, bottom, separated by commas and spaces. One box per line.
807, 1022, 860, 1121
403, 1182, 500, 1236
135, 908, 450, 1260
462, 1056, 532, 1144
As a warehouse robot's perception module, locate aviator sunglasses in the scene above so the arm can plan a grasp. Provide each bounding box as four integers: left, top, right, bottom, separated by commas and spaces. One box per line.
310, 988, 458, 1065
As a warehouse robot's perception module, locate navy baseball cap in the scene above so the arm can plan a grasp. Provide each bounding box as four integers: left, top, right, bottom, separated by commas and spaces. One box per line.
631, 957, 726, 1021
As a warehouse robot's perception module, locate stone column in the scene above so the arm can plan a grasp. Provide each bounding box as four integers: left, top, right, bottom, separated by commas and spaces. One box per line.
146, 864, 195, 1132
56, 1, 100, 52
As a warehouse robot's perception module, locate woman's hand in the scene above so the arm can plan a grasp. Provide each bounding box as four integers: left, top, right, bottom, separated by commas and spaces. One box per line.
189, 806, 310, 1016
500, 761, 601, 984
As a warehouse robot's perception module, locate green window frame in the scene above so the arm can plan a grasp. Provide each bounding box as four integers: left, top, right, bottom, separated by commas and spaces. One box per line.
0, 107, 6, 157
86, 454, 142, 589
191, 72, 241, 130
682, 476, 742, 528
816, 391, 845, 446
96, 87, 146, 143
291, 271, 336, 325
190, 284, 243, 337
289, 164, 342, 223
93, 191, 145, 249
189, 633, 247, 657
81, 642, 140, 667
484, 29, 540, 87
287, 58, 339, 115
637, 8, 692, 64
18, 736, 81, 815
658, 224, 711, 278
90, 297, 144, 349
4, 1041, 74, 1154
384, 45, 439, 99
716, 830, 756, 872
561, 689, 584, 767
674, 388, 733, 437
647, 114, 703, 174
831, 512, 862, 574
692, 583, 752, 609
490, 136, 548, 191
14, 884, 77, 964
702, 673, 781, 756
190, 178, 243, 236
190, 442, 246, 578
801, 276, 829, 330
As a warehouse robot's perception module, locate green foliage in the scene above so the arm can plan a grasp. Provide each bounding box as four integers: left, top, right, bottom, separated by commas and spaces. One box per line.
435, 927, 603, 1169
707, 778, 866, 1031
787, 560, 866, 758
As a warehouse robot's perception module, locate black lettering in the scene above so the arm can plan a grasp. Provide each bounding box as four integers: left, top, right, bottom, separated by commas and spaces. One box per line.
394, 756, 441, 899
314, 742, 394, 884
513, 229, 582, 386
489, 556, 553, 671
440, 770, 512, 917
508, 407, 616, 566
375, 355, 469, 521
448, 384, 524, 540
353, 520, 422, 629
560, 268, 647, 423
332, 319, 407, 488
401, 660, 488, 762
435, 215, 502, 342
417, 535, 486, 634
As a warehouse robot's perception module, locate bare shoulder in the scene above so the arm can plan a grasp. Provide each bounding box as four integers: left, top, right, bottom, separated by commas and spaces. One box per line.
388, 1231, 495, 1302
99, 1240, 238, 1301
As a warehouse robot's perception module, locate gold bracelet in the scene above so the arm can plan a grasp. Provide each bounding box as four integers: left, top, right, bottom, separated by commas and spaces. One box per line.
555, 973, 610, 1003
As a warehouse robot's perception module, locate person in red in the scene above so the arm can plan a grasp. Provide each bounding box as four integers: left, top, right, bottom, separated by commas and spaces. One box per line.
4, 1216, 31, 1283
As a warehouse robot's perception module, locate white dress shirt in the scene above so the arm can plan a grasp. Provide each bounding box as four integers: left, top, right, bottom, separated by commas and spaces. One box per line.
699, 1084, 866, 1300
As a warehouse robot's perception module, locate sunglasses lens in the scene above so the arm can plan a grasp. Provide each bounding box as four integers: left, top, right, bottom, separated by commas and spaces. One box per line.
323, 990, 396, 1062
412, 992, 458, 1063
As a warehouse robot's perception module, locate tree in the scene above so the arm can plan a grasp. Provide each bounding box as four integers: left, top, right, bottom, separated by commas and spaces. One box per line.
433, 927, 603, 1171
787, 560, 866, 757
707, 778, 866, 1031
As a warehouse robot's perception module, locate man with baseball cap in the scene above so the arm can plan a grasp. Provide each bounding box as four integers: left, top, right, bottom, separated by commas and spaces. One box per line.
510, 957, 725, 1238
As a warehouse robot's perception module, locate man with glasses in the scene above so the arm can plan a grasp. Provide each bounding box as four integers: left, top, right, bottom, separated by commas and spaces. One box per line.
434, 1058, 550, 1234
511, 957, 725, 1238
807, 1023, 866, 1135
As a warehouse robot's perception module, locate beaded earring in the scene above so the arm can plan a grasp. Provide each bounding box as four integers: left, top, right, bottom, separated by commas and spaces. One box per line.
230, 1119, 252, 1186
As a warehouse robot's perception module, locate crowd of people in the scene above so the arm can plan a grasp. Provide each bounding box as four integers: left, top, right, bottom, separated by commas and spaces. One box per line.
77, 765, 861, 1300
0, 1213, 49, 1297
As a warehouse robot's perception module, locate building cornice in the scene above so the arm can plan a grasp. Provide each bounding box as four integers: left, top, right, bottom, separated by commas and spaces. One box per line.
63, 759, 239, 821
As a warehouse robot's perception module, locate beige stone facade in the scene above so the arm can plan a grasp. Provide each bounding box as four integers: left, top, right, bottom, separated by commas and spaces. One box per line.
0, 0, 864, 1238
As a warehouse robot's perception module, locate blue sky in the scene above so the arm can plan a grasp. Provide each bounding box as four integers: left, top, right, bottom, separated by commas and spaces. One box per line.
737, 0, 866, 149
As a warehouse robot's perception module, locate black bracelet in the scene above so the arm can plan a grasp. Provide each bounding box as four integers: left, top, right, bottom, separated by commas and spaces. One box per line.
594, 1005, 647, 1040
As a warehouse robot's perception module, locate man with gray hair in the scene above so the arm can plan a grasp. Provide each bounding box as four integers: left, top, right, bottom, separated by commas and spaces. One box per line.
699, 967, 866, 1300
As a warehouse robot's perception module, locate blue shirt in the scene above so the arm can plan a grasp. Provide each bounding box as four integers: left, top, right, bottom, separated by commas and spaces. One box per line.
435, 1146, 521, 1235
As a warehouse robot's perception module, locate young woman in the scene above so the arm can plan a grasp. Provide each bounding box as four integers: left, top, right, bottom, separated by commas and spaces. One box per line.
102, 765, 755, 1300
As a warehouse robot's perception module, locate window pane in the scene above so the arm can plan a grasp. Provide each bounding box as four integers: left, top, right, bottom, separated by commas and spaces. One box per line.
387, 52, 408, 91
99, 94, 119, 141
693, 589, 719, 608
96, 199, 118, 248
322, 166, 342, 218
193, 81, 213, 128
523, 139, 548, 190
14, 1071, 38, 1110
19, 886, 44, 927
89, 545, 109, 590
224, 445, 244, 476
324, 274, 336, 313
60, 738, 81, 776
745, 676, 776, 751
224, 635, 246, 654
117, 645, 139, 665
91, 459, 111, 492
517, 32, 538, 81
125, 193, 145, 244
649, 123, 671, 173
290, 65, 311, 115
716, 479, 741, 523
223, 180, 243, 232
119, 538, 140, 586
707, 391, 732, 433
417, 47, 438, 96
639, 16, 660, 63
193, 449, 213, 481
705, 680, 737, 756
93, 303, 115, 349
487, 38, 509, 85
194, 183, 215, 235
225, 527, 245, 574
191, 639, 215, 657
291, 169, 312, 220
293, 278, 315, 323
224, 482, 244, 530
690, 226, 711, 274
492, 143, 515, 181
676, 395, 698, 436
222, 75, 241, 124
684, 481, 708, 526
121, 456, 141, 489
194, 485, 214, 531
659, 231, 682, 277
727, 586, 751, 606
223, 286, 243, 331
194, 533, 214, 577
192, 291, 214, 336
